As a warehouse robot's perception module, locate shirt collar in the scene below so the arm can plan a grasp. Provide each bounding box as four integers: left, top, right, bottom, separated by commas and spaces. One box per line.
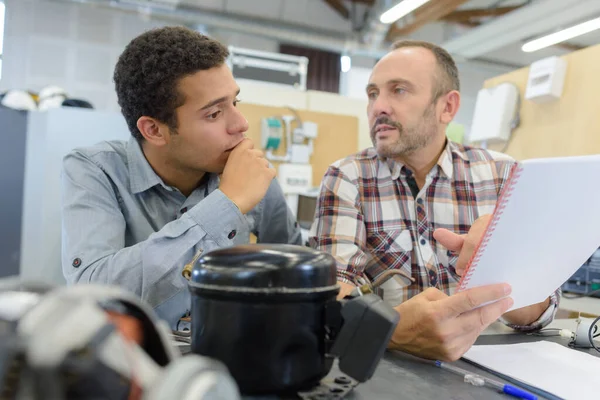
442, 140, 470, 179
436, 140, 454, 179
127, 137, 165, 194
127, 137, 220, 195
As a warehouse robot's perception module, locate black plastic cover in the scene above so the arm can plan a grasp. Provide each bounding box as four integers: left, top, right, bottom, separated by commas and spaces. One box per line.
329, 294, 400, 382
190, 244, 337, 292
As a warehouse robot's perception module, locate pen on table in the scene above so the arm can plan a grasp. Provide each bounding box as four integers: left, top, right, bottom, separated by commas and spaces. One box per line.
434, 360, 537, 400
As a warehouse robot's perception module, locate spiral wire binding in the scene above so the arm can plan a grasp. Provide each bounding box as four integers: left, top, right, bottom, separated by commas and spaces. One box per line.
458, 163, 524, 291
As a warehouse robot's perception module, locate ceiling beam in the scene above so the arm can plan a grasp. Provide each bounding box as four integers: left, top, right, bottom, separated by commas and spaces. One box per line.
555, 42, 585, 51
385, 0, 471, 41
349, 0, 376, 4
324, 0, 350, 19
441, 0, 598, 59
456, 20, 482, 28
442, 6, 522, 23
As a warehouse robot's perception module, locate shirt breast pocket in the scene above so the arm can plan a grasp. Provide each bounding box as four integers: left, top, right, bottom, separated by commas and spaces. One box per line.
366, 229, 413, 272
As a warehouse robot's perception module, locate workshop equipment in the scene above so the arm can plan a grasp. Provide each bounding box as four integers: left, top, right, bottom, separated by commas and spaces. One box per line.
188, 244, 399, 396
0, 278, 239, 400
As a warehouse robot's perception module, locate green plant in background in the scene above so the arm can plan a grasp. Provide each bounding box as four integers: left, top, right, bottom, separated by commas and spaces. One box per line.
446, 122, 465, 144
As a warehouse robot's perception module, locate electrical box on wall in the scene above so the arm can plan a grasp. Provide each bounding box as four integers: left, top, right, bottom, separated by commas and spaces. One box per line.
468, 83, 520, 144
227, 46, 309, 91
525, 56, 567, 103
278, 163, 312, 194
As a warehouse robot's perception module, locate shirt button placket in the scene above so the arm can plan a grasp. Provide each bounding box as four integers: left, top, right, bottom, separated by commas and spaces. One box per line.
428, 269, 438, 287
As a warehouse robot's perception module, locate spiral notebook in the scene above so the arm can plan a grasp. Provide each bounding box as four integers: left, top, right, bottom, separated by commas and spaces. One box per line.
457, 154, 600, 311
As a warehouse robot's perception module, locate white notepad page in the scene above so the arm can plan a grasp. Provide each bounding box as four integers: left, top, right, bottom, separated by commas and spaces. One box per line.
464, 341, 600, 399
458, 154, 600, 310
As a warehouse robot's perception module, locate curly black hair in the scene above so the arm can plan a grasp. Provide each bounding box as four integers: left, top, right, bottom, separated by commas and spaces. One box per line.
114, 26, 229, 141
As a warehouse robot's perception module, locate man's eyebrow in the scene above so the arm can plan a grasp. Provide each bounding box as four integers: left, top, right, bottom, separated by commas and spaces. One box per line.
386, 78, 414, 89
366, 83, 378, 92
366, 79, 414, 92
200, 89, 241, 110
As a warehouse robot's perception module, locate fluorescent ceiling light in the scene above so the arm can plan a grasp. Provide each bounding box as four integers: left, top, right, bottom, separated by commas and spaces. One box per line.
380, 0, 432, 24
522, 17, 600, 52
341, 55, 351, 73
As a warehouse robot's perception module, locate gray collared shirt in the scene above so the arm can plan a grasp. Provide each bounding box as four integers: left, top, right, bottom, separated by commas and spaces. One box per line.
61, 137, 302, 328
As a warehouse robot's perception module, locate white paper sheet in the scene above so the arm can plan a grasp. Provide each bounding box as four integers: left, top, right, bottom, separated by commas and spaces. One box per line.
463, 341, 600, 399
459, 155, 600, 310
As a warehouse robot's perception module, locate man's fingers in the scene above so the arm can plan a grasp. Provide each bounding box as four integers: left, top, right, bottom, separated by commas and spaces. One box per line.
336, 281, 356, 300
235, 137, 254, 151
250, 149, 265, 158
432, 228, 469, 275
459, 296, 514, 332
454, 251, 472, 276
456, 215, 492, 272
442, 284, 512, 317
420, 287, 449, 301
433, 229, 465, 252
245, 137, 255, 148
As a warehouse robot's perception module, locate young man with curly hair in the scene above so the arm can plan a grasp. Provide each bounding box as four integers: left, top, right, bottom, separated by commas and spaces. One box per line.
61, 26, 302, 328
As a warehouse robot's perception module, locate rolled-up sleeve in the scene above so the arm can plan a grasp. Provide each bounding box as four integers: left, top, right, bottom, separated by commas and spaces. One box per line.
61, 152, 249, 326
308, 165, 369, 284
255, 178, 302, 245
499, 289, 561, 332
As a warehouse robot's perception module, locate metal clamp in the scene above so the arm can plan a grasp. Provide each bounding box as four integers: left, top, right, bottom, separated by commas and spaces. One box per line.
349, 269, 415, 298
182, 249, 203, 280
297, 361, 359, 400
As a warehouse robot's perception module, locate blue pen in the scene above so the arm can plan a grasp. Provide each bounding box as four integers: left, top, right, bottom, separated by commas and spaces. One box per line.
434, 360, 537, 400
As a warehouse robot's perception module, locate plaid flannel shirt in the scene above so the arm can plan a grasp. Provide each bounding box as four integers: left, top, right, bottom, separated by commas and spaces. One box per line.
309, 141, 558, 331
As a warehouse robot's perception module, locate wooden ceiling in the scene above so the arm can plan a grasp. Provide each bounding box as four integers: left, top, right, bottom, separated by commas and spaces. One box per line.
441, 5, 523, 27
322, 0, 527, 42
385, 0, 471, 40
323, 0, 375, 20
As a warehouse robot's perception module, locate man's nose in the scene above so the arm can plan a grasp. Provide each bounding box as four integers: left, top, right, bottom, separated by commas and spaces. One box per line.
229, 108, 249, 135
370, 94, 392, 119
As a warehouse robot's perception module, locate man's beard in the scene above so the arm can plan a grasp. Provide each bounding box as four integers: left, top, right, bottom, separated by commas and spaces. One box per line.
371, 103, 438, 159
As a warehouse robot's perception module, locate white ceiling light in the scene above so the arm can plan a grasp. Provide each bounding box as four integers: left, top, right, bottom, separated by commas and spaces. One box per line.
441, 0, 600, 59
379, 0, 432, 24
341, 55, 352, 73
522, 17, 600, 52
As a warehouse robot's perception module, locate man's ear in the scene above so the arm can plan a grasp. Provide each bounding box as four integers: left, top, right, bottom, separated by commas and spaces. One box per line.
439, 90, 461, 124
137, 116, 170, 146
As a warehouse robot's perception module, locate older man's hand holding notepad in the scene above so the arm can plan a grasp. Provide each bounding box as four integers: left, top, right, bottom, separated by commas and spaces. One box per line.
438, 155, 600, 311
